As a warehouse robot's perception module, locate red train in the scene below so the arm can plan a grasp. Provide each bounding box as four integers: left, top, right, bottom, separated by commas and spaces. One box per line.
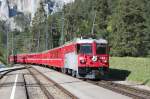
9, 38, 109, 79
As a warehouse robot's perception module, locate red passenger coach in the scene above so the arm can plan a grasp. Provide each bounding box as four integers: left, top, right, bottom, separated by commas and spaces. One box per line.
9, 38, 109, 79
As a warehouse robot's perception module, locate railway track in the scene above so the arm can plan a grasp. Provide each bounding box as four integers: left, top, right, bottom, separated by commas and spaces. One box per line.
2, 65, 150, 99
26, 65, 78, 99
28, 65, 150, 99
87, 80, 150, 99
27, 66, 55, 99
0, 66, 27, 79
0, 65, 78, 99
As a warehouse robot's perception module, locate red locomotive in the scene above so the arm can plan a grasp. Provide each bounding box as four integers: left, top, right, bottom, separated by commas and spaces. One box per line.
9, 38, 109, 79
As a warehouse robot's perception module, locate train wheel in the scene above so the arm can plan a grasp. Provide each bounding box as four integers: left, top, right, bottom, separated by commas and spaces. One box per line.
72, 70, 76, 77
61, 68, 64, 73
68, 69, 72, 75
65, 68, 68, 74
62, 68, 68, 74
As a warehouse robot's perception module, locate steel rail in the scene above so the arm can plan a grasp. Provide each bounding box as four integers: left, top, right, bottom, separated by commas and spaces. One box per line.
104, 81, 150, 97
87, 80, 150, 99
27, 66, 55, 99
0, 67, 27, 79
23, 74, 29, 99
30, 65, 78, 99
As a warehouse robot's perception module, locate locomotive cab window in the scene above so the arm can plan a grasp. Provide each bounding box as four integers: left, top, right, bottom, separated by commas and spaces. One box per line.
96, 44, 107, 54
77, 44, 92, 54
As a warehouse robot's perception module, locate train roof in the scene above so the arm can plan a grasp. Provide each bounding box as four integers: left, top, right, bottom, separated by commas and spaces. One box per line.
75, 38, 108, 44
63, 38, 108, 46
11, 38, 108, 56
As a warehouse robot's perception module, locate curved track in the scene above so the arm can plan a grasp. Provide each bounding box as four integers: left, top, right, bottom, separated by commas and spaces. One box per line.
0, 66, 27, 79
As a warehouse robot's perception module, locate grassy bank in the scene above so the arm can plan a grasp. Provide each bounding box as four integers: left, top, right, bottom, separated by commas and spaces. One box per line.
109, 57, 150, 86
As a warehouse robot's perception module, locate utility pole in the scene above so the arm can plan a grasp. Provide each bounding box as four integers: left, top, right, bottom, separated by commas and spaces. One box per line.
5, 20, 9, 65
45, 20, 48, 50
37, 31, 40, 52
12, 31, 14, 56
6, 27, 9, 65
50, 22, 53, 49
42, 1, 49, 50
91, 11, 97, 35
60, 11, 65, 45
29, 38, 32, 52
45, 9, 48, 50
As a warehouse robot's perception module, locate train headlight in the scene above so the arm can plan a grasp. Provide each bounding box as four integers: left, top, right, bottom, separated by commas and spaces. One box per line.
79, 57, 86, 64
92, 56, 97, 62
103, 60, 107, 63
100, 57, 105, 60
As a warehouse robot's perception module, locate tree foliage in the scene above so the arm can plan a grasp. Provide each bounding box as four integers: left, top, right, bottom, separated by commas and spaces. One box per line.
31, 2, 47, 52
110, 0, 148, 56
1, 0, 150, 58
0, 21, 7, 64
14, 14, 30, 31
58, 0, 150, 57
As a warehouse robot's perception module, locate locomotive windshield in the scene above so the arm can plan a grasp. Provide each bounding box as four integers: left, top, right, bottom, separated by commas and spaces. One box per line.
96, 44, 107, 54
77, 44, 92, 54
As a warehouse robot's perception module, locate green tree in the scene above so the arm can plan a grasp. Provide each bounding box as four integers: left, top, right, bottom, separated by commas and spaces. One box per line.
14, 14, 30, 31
145, 0, 150, 56
110, 0, 148, 56
0, 21, 8, 64
31, 2, 47, 52
47, 13, 61, 48
63, 0, 110, 39
93, 0, 110, 38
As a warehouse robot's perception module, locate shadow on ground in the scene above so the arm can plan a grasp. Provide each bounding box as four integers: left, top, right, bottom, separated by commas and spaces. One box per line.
106, 68, 131, 81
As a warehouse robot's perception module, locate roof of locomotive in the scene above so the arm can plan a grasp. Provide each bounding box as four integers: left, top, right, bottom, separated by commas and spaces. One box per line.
74, 38, 108, 44
63, 38, 108, 46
